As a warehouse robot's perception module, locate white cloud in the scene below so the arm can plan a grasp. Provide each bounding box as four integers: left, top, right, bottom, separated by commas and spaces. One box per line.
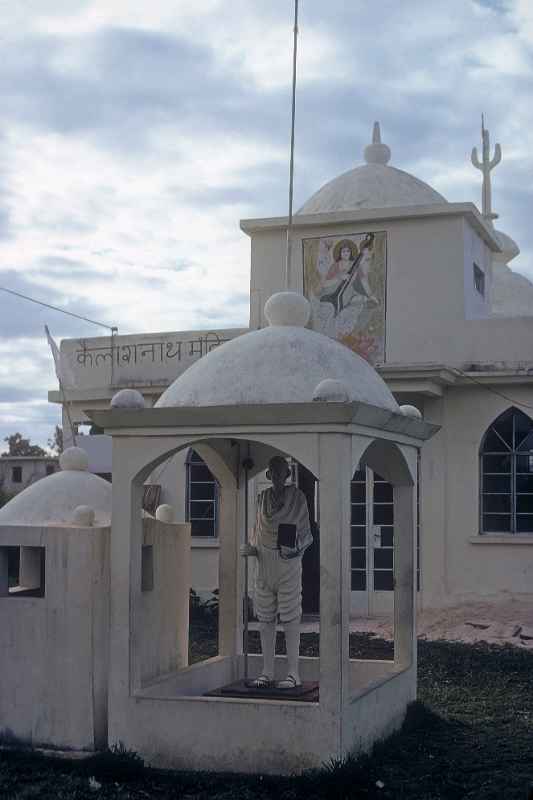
0, 0, 532, 447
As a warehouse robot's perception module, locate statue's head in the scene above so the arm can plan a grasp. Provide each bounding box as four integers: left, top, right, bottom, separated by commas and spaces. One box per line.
266, 455, 291, 487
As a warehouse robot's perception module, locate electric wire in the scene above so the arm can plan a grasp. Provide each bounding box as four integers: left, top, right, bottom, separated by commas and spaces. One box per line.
453, 366, 533, 412
0, 285, 117, 333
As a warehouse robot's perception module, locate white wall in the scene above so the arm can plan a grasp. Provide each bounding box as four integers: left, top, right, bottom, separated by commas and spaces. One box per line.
140, 519, 190, 684
0, 525, 110, 750
247, 213, 533, 367
463, 218, 492, 320
420, 385, 533, 607
77, 434, 112, 474
155, 450, 220, 596
0, 518, 191, 751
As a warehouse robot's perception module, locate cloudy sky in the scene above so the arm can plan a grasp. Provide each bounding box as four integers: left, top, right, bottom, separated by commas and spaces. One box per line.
0, 0, 532, 449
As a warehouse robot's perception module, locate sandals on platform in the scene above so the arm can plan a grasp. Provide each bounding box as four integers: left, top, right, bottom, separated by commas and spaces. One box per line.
276, 675, 301, 690
249, 674, 274, 688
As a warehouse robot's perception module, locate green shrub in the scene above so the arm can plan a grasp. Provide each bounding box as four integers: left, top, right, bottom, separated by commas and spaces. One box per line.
0, 488, 14, 508
189, 588, 219, 628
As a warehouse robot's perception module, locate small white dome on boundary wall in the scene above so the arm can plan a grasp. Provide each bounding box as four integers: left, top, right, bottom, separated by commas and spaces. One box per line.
0, 448, 112, 526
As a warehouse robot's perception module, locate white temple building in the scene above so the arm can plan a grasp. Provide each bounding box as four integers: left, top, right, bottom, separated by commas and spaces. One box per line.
48, 122, 533, 617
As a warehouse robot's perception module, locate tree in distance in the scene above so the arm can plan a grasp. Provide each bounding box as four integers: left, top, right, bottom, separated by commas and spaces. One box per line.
47, 425, 64, 455
2, 432, 47, 457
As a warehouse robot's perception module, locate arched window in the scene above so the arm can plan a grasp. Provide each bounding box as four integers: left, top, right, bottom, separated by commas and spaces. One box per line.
480, 408, 533, 534
186, 450, 219, 537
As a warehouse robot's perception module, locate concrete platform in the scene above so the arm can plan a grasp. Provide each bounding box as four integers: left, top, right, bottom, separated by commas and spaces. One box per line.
205, 679, 319, 702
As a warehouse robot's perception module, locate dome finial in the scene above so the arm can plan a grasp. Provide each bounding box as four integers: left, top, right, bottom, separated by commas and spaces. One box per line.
364, 121, 391, 165
264, 292, 310, 327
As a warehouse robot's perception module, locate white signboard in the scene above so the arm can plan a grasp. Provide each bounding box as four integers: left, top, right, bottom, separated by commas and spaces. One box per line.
60, 328, 247, 391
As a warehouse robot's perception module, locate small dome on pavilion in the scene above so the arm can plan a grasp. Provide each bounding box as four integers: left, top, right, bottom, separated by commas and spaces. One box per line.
298, 122, 446, 215
156, 293, 399, 412
0, 446, 112, 526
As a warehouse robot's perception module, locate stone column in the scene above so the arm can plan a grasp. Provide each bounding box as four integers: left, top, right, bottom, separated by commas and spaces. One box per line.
393, 482, 416, 670
108, 437, 144, 714
0, 547, 8, 596
218, 477, 240, 660
318, 432, 351, 755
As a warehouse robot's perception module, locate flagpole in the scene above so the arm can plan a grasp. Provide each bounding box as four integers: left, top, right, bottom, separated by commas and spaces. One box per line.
45, 326, 78, 448
285, 0, 299, 291
58, 373, 78, 448
243, 448, 250, 684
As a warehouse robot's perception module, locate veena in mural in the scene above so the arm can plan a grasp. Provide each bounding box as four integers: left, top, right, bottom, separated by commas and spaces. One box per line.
303, 231, 387, 364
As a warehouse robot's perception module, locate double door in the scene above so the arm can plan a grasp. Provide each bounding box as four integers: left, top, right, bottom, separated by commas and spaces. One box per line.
350, 467, 395, 616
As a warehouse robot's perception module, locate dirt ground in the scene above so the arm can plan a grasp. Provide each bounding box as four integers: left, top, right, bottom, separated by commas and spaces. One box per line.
345, 598, 533, 649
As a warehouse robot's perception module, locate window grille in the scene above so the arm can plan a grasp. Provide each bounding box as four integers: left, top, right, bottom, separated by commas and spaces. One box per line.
186, 450, 219, 537
473, 263, 485, 296
480, 407, 533, 534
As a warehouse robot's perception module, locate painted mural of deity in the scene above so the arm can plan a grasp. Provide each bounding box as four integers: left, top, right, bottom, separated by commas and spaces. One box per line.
302, 231, 387, 364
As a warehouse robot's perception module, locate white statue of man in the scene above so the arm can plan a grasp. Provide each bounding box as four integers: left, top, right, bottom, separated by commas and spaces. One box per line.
241, 455, 313, 689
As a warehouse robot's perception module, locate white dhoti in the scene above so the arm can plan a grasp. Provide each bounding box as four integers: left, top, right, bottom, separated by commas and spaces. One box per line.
254, 545, 302, 623
252, 484, 312, 624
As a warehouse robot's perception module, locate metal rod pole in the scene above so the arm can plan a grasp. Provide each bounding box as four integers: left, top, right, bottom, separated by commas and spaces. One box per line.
242, 446, 253, 683
285, 0, 299, 291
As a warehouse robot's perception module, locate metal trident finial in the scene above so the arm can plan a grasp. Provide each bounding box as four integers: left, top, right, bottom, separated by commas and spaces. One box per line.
471, 114, 501, 222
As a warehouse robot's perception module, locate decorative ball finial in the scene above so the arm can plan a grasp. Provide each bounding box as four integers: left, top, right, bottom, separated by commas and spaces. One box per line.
111, 388, 146, 409
60, 446, 89, 472
155, 504, 175, 523
72, 505, 95, 526
312, 379, 351, 403
364, 121, 391, 165
264, 292, 311, 327
400, 404, 423, 420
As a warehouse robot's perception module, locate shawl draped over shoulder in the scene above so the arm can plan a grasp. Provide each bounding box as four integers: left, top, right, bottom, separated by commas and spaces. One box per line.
252, 484, 313, 559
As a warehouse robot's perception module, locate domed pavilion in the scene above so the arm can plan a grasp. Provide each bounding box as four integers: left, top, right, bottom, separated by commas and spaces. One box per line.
88, 291, 439, 775
0, 446, 112, 527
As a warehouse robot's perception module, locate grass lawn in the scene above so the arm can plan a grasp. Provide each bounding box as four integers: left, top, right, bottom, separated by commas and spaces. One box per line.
1, 632, 532, 799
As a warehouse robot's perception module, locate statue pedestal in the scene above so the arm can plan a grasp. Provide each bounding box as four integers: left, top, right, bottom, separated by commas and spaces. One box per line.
205, 679, 319, 702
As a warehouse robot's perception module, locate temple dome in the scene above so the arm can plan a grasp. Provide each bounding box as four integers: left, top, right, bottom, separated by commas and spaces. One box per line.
156, 293, 399, 412
491, 228, 531, 316
0, 447, 112, 526
494, 229, 520, 264
298, 122, 446, 215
